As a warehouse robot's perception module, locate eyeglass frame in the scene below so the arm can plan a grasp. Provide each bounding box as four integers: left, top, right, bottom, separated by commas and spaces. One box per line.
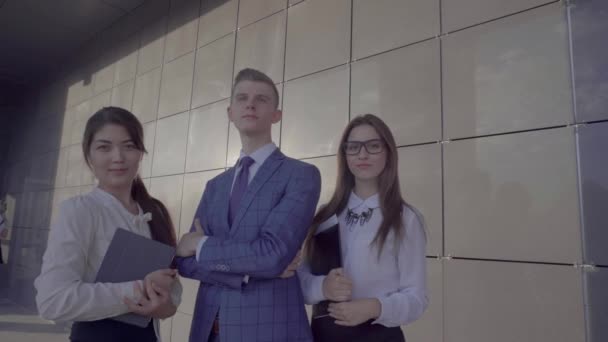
342, 139, 386, 155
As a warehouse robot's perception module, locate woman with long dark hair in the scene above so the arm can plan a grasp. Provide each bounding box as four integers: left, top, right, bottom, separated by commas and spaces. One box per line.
299, 114, 428, 342
35, 107, 181, 341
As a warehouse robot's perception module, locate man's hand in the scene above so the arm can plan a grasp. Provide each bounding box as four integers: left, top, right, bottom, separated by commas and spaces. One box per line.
322, 268, 352, 302
176, 218, 205, 257
279, 250, 302, 279
328, 298, 381, 326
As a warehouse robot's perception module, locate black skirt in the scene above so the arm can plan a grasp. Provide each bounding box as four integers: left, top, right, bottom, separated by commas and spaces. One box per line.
70, 318, 156, 342
311, 316, 405, 342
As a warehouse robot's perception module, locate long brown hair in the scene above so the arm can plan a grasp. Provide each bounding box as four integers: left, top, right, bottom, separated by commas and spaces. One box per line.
305, 114, 407, 258
82, 106, 177, 247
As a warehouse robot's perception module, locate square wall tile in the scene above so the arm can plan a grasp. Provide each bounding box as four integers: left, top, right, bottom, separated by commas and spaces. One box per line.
304, 156, 336, 206
442, 0, 553, 33
186, 100, 229, 172
149, 174, 184, 231
137, 16, 167, 75
113, 33, 140, 86
177, 277, 200, 315
578, 121, 608, 265
93, 60, 115, 95
152, 111, 189, 176
54, 147, 69, 188
160, 316, 173, 342
65, 144, 83, 187
192, 34, 235, 108
198, 0, 237, 47
398, 144, 442, 256
165, 0, 200, 62
111, 80, 135, 111
158, 52, 195, 118
585, 266, 608, 342
444, 260, 585, 342
351, 39, 441, 146
352, 0, 439, 59
234, 11, 286, 84
90, 91, 112, 113
285, 0, 350, 80
402, 258, 443, 342
140, 121, 156, 179
444, 128, 581, 263
180, 170, 223, 235
60, 108, 75, 148
282, 66, 349, 159
171, 311, 193, 342
238, 0, 286, 28
570, 0, 608, 122
443, 3, 572, 139
132, 67, 162, 123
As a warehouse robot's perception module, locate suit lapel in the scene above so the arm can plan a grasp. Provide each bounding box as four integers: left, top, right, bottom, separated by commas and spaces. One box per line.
215, 167, 235, 237
230, 149, 285, 235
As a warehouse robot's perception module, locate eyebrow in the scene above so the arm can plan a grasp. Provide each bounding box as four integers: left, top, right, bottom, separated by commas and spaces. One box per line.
93, 139, 134, 144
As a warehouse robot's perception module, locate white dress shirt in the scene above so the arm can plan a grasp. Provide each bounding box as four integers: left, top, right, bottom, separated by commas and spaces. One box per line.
298, 192, 428, 328
195, 142, 278, 259
35, 187, 182, 339
0, 213, 6, 234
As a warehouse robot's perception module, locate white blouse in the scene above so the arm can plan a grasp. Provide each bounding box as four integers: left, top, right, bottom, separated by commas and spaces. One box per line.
298, 192, 428, 327
35, 187, 182, 338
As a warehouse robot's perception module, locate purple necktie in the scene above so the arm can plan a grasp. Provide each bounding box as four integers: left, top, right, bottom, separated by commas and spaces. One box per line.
229, 156, 255, 225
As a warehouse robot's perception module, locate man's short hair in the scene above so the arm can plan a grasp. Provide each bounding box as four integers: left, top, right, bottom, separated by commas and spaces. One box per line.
232, 68, 280, 109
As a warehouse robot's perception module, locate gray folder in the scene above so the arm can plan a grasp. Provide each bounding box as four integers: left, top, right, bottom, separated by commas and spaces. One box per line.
95, 228, 175, 327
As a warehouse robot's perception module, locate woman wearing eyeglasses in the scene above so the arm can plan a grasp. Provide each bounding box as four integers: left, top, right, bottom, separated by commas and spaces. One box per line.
298, 114, 428, 342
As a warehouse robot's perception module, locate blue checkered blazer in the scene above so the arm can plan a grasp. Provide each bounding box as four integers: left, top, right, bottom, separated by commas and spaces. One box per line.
175, 149, 321, 342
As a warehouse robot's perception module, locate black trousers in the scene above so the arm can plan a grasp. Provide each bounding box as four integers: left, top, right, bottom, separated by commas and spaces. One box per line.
70, 318, 156, 342
312, 317, 405, 342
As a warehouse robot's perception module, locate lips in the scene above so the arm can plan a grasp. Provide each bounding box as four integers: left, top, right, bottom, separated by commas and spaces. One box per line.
242, 114, 258, 119
109, 168, 128, 174
356, 164, 372, 168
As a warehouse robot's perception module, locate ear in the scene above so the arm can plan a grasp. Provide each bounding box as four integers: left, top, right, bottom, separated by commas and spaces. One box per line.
271, 109, 282, 124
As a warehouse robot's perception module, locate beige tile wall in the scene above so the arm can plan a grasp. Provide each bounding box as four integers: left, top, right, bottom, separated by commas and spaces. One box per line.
1, 1, 591, 342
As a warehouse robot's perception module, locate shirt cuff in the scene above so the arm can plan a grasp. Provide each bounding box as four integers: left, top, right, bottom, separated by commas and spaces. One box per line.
120, 280, 143, 304
310, 275, 326, 304
371, 295, 388, 325
195, 236, 209, 262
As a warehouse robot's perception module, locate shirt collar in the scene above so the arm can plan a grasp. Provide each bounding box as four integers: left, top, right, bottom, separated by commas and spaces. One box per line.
237, 142, 277, 167
347, 191, 380, 212
91, 187, 144, 217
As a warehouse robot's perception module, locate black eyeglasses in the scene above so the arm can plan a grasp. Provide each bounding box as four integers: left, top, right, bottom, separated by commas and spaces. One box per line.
343, 139, 385, 155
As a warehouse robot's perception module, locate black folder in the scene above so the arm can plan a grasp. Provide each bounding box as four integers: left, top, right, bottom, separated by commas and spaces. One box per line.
95, 228, 175, 327
308, 216, 342, 319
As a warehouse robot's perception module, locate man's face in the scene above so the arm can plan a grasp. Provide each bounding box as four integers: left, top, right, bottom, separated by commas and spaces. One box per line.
227, 80, 281, 136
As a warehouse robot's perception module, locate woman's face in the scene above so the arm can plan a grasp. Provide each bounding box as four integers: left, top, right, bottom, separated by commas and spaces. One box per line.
87, 124, 143, 191
344, 124, 387, 183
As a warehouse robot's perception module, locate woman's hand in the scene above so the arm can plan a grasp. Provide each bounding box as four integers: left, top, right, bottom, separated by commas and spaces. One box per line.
322, 268, 352, 302
143, 268, 176, 294
328, 298, 381, 326
124, 281, 177, 319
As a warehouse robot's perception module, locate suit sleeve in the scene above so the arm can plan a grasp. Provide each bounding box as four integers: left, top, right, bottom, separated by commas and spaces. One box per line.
175, 179, 247, 289
194, 164, 321, 279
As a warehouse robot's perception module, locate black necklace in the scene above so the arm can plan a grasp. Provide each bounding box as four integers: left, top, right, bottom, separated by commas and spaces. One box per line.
346, 208, 374, 228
